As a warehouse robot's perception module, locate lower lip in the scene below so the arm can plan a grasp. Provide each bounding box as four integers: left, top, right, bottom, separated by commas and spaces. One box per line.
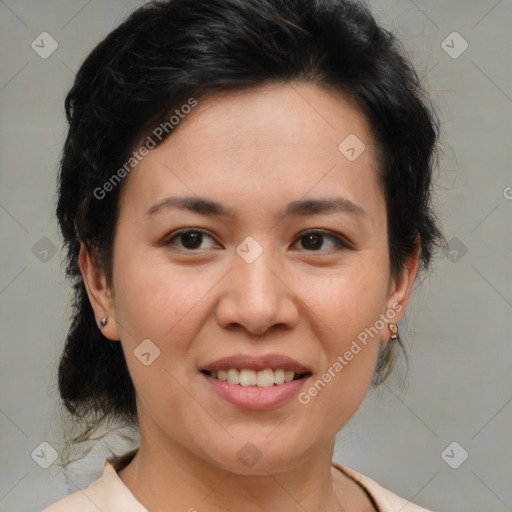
202, 373, 310, 410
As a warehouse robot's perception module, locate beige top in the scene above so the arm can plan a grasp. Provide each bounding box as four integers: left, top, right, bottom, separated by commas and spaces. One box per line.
42, 449, 432, 512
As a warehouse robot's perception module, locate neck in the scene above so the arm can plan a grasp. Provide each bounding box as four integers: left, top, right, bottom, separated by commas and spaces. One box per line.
118, 435, 345, 512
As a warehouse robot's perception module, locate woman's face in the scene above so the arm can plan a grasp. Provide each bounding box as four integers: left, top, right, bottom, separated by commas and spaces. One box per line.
83, 81, 417, 473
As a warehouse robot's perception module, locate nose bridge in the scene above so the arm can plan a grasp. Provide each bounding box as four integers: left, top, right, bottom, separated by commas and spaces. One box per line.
215, 235, 299, 334
234, 237, 281, 308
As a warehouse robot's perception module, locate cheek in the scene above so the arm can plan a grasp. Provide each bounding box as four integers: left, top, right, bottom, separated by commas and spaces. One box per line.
112, 255, 208, 423
295, 270, 385, 426
112, 250, 215, 342
111, 255, 225, 406
296, 255, 388, 406
302, 256, 390, 340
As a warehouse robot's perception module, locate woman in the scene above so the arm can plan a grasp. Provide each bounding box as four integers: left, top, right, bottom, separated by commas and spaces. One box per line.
44, 0, 443, 510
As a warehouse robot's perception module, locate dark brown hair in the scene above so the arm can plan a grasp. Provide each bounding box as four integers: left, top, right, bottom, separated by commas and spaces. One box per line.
56, 0, 444, 444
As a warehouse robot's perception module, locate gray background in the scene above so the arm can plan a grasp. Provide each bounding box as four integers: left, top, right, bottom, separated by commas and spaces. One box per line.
1, 1, 511, 511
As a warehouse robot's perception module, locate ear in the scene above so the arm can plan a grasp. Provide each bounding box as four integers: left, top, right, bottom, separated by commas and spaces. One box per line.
79, 243, 120, 341
381, 245, 420, 342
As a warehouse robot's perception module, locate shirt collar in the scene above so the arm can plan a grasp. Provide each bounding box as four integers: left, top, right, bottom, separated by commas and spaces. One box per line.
101, 449, 387, 512
103, 449, 148, 511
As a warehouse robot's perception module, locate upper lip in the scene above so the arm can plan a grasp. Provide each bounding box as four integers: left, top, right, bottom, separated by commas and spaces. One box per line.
200, 354, 311, 374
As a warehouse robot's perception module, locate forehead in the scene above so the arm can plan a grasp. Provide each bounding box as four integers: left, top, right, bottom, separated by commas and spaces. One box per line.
163, 82, 374, 162
119, 81, 383, 221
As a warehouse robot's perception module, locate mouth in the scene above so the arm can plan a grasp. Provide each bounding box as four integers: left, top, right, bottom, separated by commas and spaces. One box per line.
200, 368, 311, 388
199, 353, 313, 410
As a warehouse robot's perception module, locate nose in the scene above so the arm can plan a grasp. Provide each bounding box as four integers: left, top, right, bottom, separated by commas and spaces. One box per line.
214, 242, 300, 336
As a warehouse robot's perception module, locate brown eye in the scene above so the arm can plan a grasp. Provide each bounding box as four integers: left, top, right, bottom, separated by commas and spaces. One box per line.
294, 230, 351, 252
165, 229, 218, 251
179, 231, 204, 249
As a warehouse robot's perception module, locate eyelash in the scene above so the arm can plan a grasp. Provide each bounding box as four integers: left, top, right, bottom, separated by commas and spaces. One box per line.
162, 228, 353, 253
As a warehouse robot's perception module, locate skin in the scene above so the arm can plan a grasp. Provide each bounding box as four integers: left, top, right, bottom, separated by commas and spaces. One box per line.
80, 81, 419, 512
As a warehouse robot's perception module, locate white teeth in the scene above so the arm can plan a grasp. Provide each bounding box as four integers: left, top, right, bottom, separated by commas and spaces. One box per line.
227, 368, 240, 385
274, 369, 285, 385
239, 369, 257, 386
209, 368, 303, 387
256, 369, 275, 388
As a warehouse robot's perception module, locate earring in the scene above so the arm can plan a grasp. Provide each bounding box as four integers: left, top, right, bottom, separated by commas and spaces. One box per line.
100, 316, 108, 327
389, 323, 398, 340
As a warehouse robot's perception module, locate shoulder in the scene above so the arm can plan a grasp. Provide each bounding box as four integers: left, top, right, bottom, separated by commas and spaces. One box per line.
332, 461, 434, 512
41, 449, 146, 512
41, 475, 107, 512
41, 450, 147, 512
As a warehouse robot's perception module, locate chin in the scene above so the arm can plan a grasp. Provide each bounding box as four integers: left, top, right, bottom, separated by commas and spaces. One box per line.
197, 435, 311, 476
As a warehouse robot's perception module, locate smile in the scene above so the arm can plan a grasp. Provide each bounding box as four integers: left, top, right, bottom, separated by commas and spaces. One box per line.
201, 370, 312, 410
202, 368, 308, 388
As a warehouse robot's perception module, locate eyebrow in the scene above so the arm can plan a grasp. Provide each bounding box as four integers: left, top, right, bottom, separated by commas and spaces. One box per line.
145, 196, 367, 218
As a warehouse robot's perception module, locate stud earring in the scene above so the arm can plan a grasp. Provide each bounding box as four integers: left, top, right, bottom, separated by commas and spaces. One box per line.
389, 323, 398, 340
100, 316, 108, 327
